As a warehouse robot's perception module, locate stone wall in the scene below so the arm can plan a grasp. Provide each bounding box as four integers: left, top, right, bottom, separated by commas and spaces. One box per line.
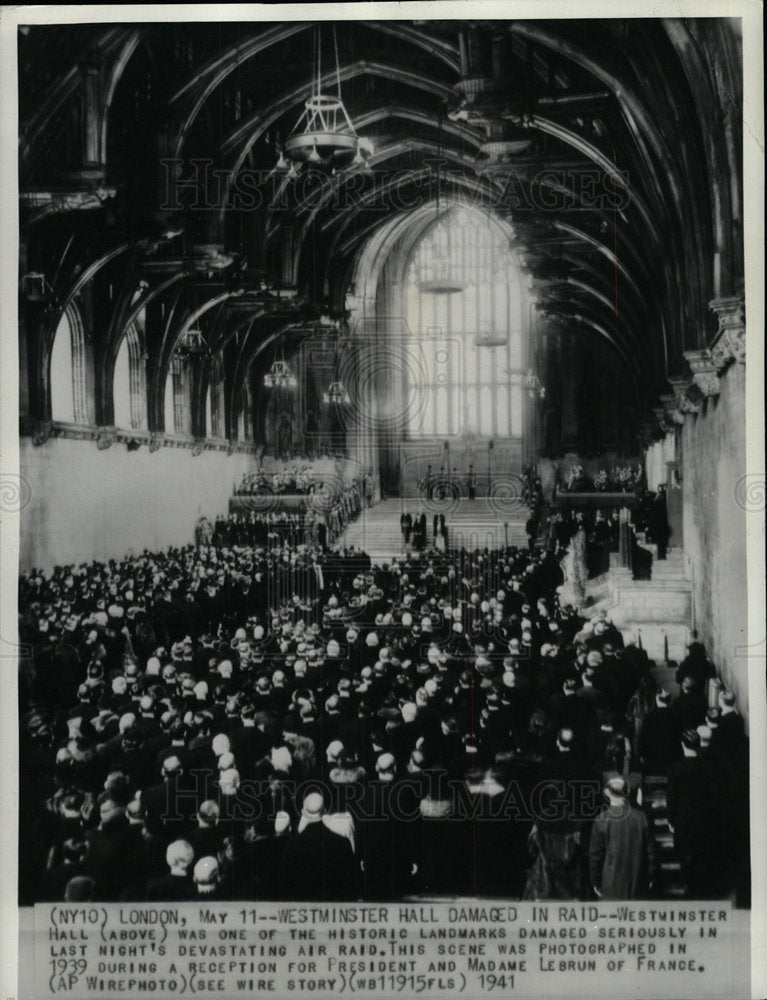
19, 437, 257, 573
681, 361, 748, 716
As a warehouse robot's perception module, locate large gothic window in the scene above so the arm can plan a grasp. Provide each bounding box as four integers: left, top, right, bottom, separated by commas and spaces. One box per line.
403, 209, 526, 439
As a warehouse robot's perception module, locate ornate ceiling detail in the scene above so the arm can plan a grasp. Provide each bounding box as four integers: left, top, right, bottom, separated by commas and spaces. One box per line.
16, 18, 744, 443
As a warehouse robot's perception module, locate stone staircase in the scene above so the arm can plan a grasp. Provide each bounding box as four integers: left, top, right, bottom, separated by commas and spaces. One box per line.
644, 776, 687, 897
581, 545, 693, 663
341, 498, 528, 563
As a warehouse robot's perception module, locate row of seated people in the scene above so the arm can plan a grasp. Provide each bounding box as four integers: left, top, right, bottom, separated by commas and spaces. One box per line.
236, 467, 321, 495
19, 531, 749, 904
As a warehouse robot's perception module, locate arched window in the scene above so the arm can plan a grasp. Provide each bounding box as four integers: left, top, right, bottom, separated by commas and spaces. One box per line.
113, 323, 147, 429
163, 356, 193, 436
205, 357, 226, 438
50, 304, 88, 423
403, 208, 526, 439
166, 355, 193, 436
163, 364, 176, 433
237, 382, 253, 442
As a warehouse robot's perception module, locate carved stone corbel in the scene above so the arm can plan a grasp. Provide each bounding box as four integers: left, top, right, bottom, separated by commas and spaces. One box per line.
683, 348, 720, 398
148, 433, 163, 453
96, 428, 116, 450
659, 394, 684, 426
192, 439, 205, 457
653, 407, 673, 435
709, 295, 745, 369
31, 420, 53, 446
667, 376, 700, 415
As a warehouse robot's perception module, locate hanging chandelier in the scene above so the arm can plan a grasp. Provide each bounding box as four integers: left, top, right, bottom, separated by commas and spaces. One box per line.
420, 246, 465, 294
523, 369, 546, 400
323, 336, 350, 404
323, 379, 350, 404
505, 367, 546, 399
473, 322, 507, 348
263, 358, 297, 389
278, 26, 371, 174
474, 138, 533, 177
174, 327, 209, 361
419, 162, 464, 294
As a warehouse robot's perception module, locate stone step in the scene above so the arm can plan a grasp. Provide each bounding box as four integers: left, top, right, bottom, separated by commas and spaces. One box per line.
341, 498, 528, 560
653, 556, 687, 572
619, 578, 691, 592
651, 565, 688, 577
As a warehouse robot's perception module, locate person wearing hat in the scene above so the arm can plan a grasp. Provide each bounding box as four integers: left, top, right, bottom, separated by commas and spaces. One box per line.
186, 800, 224, 861
400, 510, 412, 547
589, 778, 654, 900
154, 720, 190, 778
712, 690, 748, 764
140, 754, 197, 838
637, 689, 682, 775
548, 677, 593, 740
666, 729, 715, 896
675, 635, 714, 692
82, 795, 132, 902
193, 856, 223, 898
674, 674, 708, 731
524, 728, 600, 901
229, 702, 267, 780
358, 752, 419, 901
37, 838, 89, 903
279, 792, 357, 901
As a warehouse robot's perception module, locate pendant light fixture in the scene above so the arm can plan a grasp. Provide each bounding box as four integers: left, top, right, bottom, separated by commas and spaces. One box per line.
505, 367, 546, 399
323, 333, 350, 404
263, 341, 297, 389
420, 158, 465, 294
474, 322, 508, 348
523, 368, 546, 399
278, 26, 371, 174
323, 379, 351, 405
174, 327, 210, 362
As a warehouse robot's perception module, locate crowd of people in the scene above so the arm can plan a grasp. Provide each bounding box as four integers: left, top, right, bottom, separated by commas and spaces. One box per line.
18, 516, 748, 906
219, 476, 369, 551
400, 511, 448, 552
235, 467, 321, 496
212, 511, 309, 549
235, 467, 376, 507
557, 464, 645, 494
545, 509, 621, 579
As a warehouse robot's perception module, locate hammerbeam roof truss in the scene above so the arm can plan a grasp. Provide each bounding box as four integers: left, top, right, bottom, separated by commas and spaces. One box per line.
19, 17, 743, 417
